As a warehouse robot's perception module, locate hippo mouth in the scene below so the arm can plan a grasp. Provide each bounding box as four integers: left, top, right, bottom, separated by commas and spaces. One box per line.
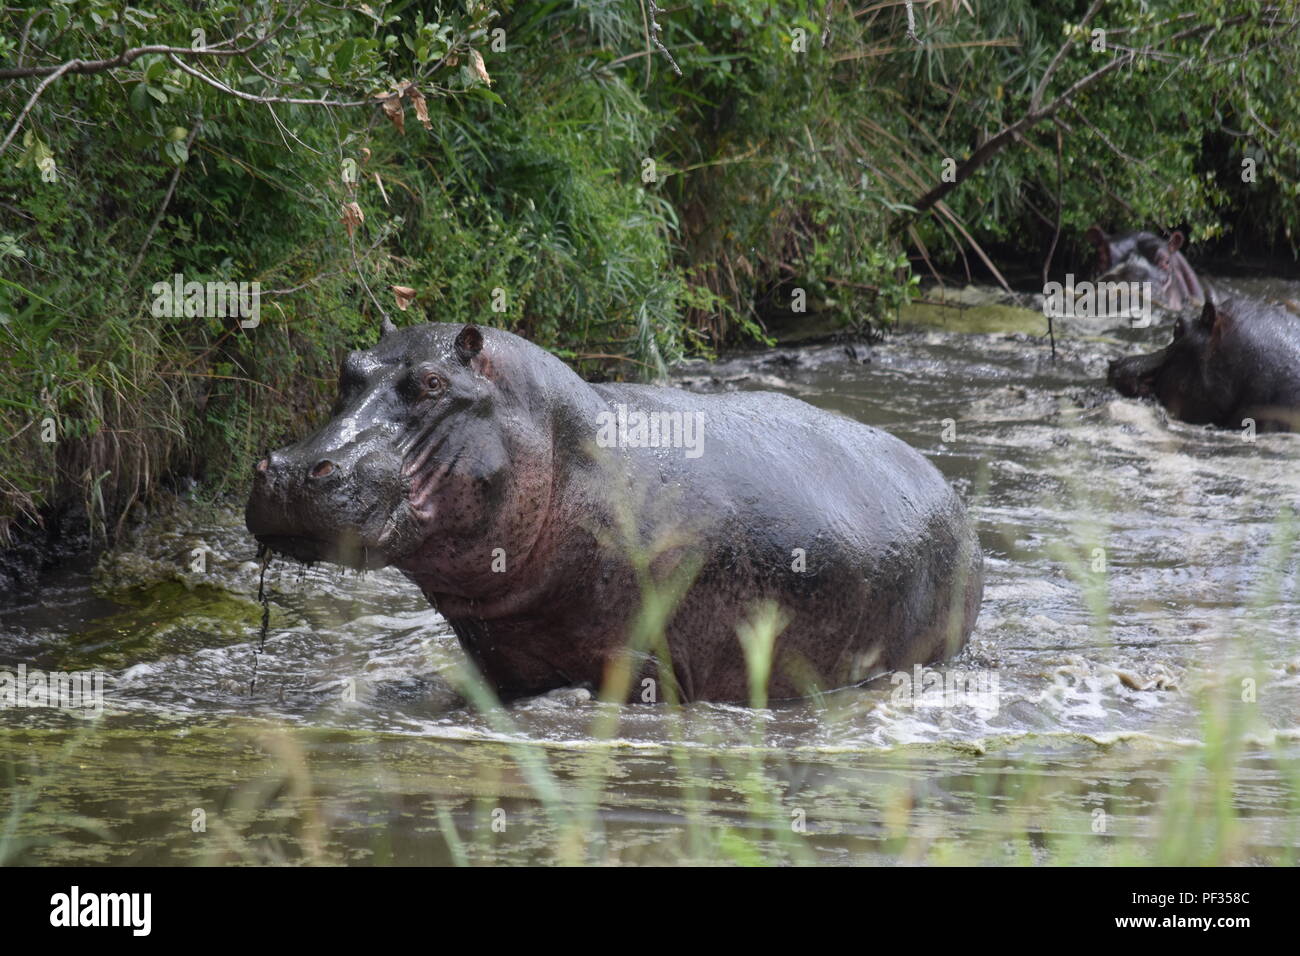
252, 529, 400, 570
1107, 352, 1163, 399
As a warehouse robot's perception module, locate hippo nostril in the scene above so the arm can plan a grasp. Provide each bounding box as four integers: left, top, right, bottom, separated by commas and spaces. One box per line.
310, 459, 337, 479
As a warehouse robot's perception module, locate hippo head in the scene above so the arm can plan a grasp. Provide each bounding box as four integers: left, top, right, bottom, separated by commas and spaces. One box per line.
1107, 296, 1236, 424
1086, 226, 1201, 312
245, 322, 556, 585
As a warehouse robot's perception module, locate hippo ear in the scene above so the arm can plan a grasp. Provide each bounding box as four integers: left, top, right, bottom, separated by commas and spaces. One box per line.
380, 316, 398, 339
1084, 225, 1107, 246
1202, 295, 1234, 342
1167, 231, 1185, 253
1197, 293, 1217, 332
454, 325, 484, 365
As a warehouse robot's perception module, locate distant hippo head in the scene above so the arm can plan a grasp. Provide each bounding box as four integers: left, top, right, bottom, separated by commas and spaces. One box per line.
1085, 226, 1204, 312
1106, 296, 1235, 424
246, 322, 558, 580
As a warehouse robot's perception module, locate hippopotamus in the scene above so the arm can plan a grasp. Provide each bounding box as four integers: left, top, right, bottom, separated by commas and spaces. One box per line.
245, 322, 984, 703
1108, 295, 1300, 432
1085, 226, 1204, 312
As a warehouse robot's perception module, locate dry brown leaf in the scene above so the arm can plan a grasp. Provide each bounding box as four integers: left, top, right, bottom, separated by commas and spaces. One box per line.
468, 49, 491, 86
359, 147, 372, 164
378, 93, 404, 134
391, 285, 417, 311
405, 84, 431, 131
340, 201, 364, 237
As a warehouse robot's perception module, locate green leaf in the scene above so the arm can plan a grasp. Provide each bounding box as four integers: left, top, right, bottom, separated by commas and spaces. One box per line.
164, 140, 189, 165
334, 38, 356, 73
129, 82, 152, 111
467, 86, 505, 106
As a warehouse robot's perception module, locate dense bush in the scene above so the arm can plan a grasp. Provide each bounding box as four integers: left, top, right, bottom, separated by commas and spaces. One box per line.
1, 0, 1297, 539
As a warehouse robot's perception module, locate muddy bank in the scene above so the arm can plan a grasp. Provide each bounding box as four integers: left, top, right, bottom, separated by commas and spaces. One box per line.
0, 504, 95, 597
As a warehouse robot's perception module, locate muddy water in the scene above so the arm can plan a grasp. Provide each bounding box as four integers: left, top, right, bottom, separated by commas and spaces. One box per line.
1, 277, 1297, 865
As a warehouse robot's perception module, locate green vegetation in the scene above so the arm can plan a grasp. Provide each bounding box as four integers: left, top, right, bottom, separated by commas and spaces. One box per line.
2, 0, 1298, 538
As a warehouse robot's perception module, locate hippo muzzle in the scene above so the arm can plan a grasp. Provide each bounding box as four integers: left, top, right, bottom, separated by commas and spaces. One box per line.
1107, 348, 1167, 399
246, 436, 414, 570
245, 339, 424, 571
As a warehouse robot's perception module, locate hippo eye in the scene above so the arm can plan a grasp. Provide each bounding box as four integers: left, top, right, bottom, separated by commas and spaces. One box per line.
422, 371, 447, 396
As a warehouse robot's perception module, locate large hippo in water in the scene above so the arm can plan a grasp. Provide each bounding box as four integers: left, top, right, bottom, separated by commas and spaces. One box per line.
1108, 295, 1300, 432
1085, 226, 1204, 312
246, 322, 984, 703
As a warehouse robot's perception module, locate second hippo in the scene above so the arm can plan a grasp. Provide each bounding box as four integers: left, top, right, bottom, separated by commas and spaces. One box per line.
1108, 295, 1300, 432
1086, 226, 1205, 312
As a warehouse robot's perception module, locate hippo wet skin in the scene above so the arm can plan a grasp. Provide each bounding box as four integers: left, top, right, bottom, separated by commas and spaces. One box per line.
1085, 226, 1204, 312
1108, 296, 1300, 432
246, 323, 984, 703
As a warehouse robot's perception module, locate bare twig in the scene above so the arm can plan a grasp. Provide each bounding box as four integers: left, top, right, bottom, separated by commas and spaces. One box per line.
905, 1, 920, 43
125, 120, 203, 283
0, 3, 301, 80
1042, 125, 1064, 362
1065, 106, 1145, 166
167, 54, 376, 107
0, 5, 304, 152
646, 0, 682, 75
0, 59, 77, 156
1030, 0, 1105, 114
346, 218, 390, 324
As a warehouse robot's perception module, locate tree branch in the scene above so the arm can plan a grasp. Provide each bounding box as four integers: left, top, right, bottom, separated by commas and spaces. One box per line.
0, 58, 78, 156
898, 8, 1288, 228
905, 51, 1135, 221
646, 0, 682, 76
166, 54, 376, 108
0, 5, 303, 153
0, 39, 267, 81
0, 3, 301, 79
1029, 0, 1105, 114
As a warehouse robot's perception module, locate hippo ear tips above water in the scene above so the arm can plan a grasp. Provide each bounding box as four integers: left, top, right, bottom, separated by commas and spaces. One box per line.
454, 324, 484, 364
1198, 293, 1232, 338
1198, 290, 1217, 326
